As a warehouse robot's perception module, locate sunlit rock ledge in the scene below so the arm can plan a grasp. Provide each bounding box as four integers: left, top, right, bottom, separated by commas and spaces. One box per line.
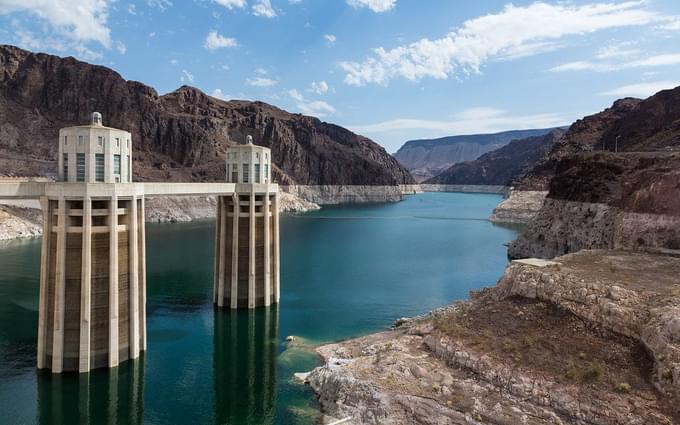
304, 249, 680, 425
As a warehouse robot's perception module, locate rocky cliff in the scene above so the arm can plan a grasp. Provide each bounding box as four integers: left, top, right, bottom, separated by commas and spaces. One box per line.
393, 128, 556, 182
509, 152, 680, 259
0, 45, 413, 186
426, 129, 563, 186
306, 250, 680, 424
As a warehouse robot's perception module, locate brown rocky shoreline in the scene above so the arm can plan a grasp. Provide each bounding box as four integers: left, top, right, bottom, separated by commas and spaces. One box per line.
305, 250, 680, 424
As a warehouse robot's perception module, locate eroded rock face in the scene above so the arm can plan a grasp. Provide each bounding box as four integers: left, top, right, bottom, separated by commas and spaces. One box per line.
0, 44, 413, 186
509, 153, 680, 259
306, 250, 680, 425
516, 98, 641, 191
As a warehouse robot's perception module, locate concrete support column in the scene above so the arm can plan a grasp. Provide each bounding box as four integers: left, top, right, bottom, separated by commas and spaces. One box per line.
273, 193, 280, 303
217, 197, 227, 308
248, 189, 256, 309
37, 197, 50, 369
129, 196, 140, 359
108, 196, 119, 367
213, 197, 222, 305
51, 197, 67, 373
263, 189, 271, 307
140, 197, 147, 351
230, 194, 239, 309
79, 197, 92, 373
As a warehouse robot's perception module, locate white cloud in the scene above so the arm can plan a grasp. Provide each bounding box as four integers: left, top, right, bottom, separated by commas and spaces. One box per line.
170, 58, 178, 65
551, 53, 680, 72
288, 89, 304, 102
115, 41, 126, 54
658, 17, 680, 31
347, 0, 396, 13
350, 108, 564, 136
212, 0, 246, 9
146, 0, 172, 10
211, 89, 231, 100
600, 80, 679, 98
324, 34, 336, 44
308, 81, 329, 95
204, 30, 237, 50
252, 0, 276, 18
340, 1, 660, 86
181, 69, 195, 84
127, 4, 137, 15
246, 76, 277, 87
596, 42, 640, 59
288, 89, 335, 117
255, 68, 268, 75
0, 0, 112, 50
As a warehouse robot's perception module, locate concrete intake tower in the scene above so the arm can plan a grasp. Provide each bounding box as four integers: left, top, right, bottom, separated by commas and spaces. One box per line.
38, 113, 145, 373
213, 136, 280, 309
0, 114, 282, 373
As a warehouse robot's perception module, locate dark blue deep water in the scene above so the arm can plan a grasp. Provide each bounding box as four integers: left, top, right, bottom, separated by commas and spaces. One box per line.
0, 192, 519, 424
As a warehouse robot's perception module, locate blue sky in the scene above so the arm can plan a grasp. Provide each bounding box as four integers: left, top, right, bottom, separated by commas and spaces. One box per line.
1, 0, 680, 152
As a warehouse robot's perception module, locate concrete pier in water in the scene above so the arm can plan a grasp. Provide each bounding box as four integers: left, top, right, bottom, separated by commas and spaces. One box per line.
213, 137, 280, 309
0, 114, 281, 373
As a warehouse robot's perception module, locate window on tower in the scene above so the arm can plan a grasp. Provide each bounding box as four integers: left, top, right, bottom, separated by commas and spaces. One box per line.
95, 154, 105, 182
76, 153, 85, 182
63, 153, 69, 181
242, 163, 249, 183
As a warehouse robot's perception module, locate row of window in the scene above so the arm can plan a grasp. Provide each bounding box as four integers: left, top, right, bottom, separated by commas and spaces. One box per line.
62, 153, 130, 182
226, 151, 269, 161
227, 163, 269, 183
63, 135, 130, 149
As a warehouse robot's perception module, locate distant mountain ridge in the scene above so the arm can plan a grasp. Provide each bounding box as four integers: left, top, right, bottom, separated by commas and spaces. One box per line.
393, 128, 559, 182
425, 129, 564, 186
0, 44, 414, 186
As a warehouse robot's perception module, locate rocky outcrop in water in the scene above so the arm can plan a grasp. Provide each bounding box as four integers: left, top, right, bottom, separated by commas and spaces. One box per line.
306, 250, 680, 424
394, 129, 557, 182
490, 190, 548, 224
0, 44, 413, 186
0, 203, 41, 241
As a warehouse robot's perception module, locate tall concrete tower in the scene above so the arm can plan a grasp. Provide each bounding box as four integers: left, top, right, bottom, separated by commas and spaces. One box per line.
38, 113, 146, 373
213, 135, 280, 309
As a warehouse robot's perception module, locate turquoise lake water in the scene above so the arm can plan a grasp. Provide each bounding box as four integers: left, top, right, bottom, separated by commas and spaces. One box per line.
0, 192, 519, 424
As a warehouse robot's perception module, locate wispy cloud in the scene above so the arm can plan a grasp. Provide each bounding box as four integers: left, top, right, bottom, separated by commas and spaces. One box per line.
212, 0, 246, 9
288, 89, 336, 117
308, 81, 329, 95
204, 30, 237, 50
146, 0, 172, 11
551, 53, 680, 72
211, 88, 231, 100
252, 0, 276, 18
246, 76, 277, 87
350, 108, 565, 136
340, 1, 660, 86
600, 80, 679, 98
347, 0, 396, 13
324, 34, 337, 45
181, 69, 195, 84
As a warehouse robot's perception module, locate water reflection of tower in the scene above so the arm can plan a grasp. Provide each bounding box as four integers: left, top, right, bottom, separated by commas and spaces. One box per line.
37, 358, 144, 424
214, 306, 278, 424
